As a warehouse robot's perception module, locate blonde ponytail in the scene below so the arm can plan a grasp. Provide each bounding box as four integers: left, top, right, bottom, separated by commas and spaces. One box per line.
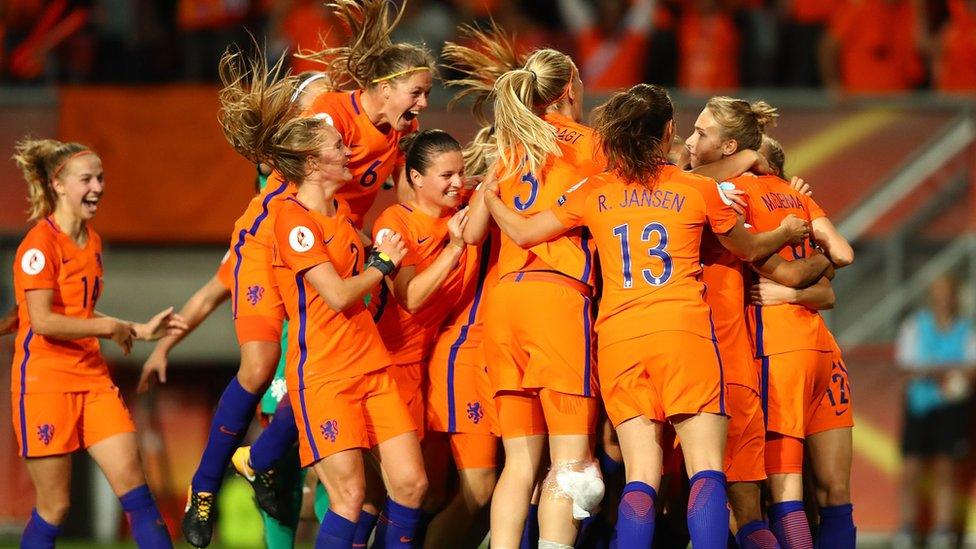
442, 21, 524, 125
706, 96, 779, 153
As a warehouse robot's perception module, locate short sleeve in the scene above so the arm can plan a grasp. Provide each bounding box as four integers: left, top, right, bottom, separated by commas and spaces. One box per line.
15, 230, 59, 291
216, 249, 234, 291
551, 177, 594, 229
373, 209, 418, 267
805, 195, 828, 222
702, 182, 739, 235
274, 205, 332, 274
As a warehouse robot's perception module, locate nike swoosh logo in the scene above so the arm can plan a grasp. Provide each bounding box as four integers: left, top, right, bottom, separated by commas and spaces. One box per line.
835, 409, 847, 416
417, 236, 430, 244
219, 426, 238, 436
324, 236, 335, 245
61, 257, 71, 264
400, 537, 413, 543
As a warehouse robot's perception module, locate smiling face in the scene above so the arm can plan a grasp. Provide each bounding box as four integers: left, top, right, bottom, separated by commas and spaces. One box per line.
379, 70, 432, 132
685, 107, 734, 168
315, 126, 352, 184
411, 150, 465, 212
53, 153, 103, 221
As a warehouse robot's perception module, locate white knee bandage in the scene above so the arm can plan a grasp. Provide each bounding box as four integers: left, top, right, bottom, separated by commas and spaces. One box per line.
538, 540, 574, 549
543, 460, 605, 519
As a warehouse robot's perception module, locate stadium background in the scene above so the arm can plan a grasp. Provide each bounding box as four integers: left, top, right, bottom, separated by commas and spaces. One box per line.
0, 0, 974, 545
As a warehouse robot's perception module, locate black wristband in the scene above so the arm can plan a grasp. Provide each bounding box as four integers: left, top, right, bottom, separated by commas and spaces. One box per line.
365, 249, 397, 276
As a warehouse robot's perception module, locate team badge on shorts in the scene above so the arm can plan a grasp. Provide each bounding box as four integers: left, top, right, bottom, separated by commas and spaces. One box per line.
466, 401, 484, 424
321, 419, 339, 443
37, 424, 55, 445
246, 285, 264, 306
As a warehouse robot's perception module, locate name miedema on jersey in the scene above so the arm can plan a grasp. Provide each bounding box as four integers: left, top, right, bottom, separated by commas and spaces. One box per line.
760, 191, 803, 212
597, 188, 687, 213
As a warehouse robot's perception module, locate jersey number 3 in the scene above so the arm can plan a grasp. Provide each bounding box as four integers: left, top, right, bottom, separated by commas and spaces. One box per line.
612, 222, 673, 288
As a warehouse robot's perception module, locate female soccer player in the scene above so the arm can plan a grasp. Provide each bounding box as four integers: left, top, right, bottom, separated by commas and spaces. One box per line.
11, 137, 188, 548
303, 0, 436, 228
684, 97, 835, 548
218, 49, 429, 548
182, 66, 333, 547
737, 134, 856, 549
482, 84, 810, 549
459, 46, 608, 548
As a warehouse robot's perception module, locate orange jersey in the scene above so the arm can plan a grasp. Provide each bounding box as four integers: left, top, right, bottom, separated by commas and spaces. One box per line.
495, 112, 606, 285
936, 0, 976, 92
12, 218, 111, 394
308, 90, 418, 226
551, 165, 738, 348
272, 196, 391, 390
229, 178, 295, 318
736, 174, 833, 356
437, 228, 501, 355
701, 230, 757, 390
371, 204, 480, 364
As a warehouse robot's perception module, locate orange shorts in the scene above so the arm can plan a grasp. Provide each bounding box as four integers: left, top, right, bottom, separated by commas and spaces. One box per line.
484, 274, 596, 398
450, 432, 499, 470
230, 236, 285, 344
808, 342, 854, 435
290, 369, 415, 467
13, 387, 136, 457
427, 340, 496, 435
760, 349, 836, 439
724, 384, 766, 483
599, 331, 726, 427
494, 389, 598, 439
765, 433, 804, 475
389, 362, 426, 439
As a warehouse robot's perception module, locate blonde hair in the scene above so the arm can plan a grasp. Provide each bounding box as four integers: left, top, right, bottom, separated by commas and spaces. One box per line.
442, 21, 524, 125
463, 125, 497, 177
706, 96, 778, 153
218, 48, 326, 185
492, 49, 576, 178
760, 135, 786, 177
12, 138, 91, 221
300, 0, 436, 90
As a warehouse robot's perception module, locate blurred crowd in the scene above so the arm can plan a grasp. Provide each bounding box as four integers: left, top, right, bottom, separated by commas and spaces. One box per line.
1, 0, 975, 93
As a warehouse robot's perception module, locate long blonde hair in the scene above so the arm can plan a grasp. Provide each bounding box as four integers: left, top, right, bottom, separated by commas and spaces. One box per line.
706, 96, 778, 153
300, 0, 436, 90
442, 21, 524, 125
12, 138, 91, 221
492, 49, 576, 178
218, 48, 326, 185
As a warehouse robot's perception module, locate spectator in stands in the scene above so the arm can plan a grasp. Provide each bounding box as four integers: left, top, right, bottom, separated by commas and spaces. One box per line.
894, 274, 975, 549
177, 0, 263, 81
677, 0, 740, 92
931, 0, 976, 92
735, 0, 778, 87
556, 0, 656, 92
818, 0, 925, 94
268, 0, 344, 75
779, 0, 838, 87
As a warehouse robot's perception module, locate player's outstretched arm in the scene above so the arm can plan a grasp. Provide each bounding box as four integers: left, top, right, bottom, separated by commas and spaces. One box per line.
140, 275, 230, 391
462, 172, 495, 245
752, 251, 834, 289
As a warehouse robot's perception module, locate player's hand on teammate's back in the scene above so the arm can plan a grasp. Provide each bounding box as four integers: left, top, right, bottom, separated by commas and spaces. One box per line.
790, 176, 812, 196
779, 214, 810, 244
